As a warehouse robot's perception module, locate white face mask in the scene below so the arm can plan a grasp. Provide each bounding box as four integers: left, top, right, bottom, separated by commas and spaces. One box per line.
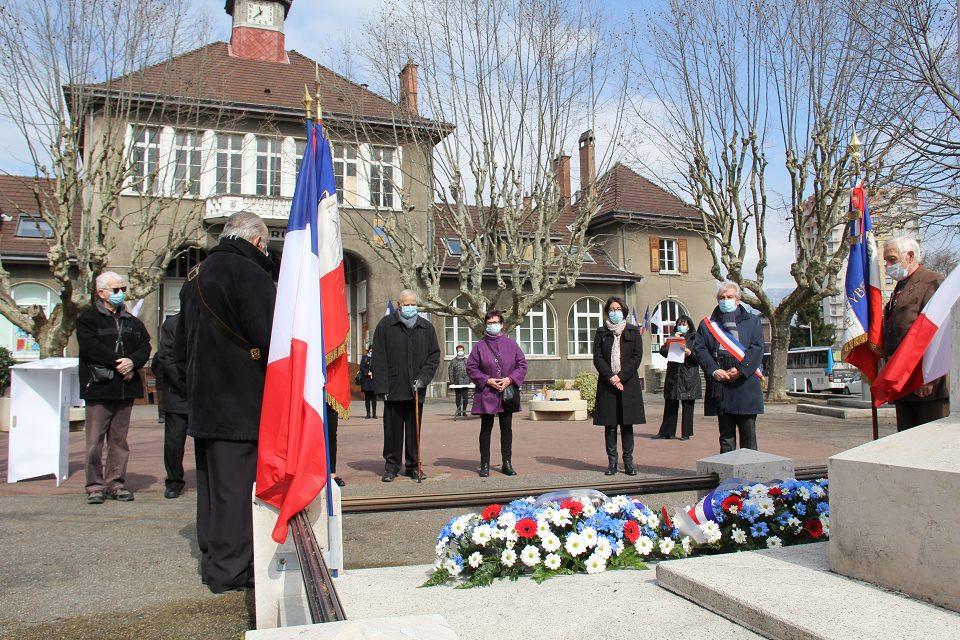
886, 262, 909, 282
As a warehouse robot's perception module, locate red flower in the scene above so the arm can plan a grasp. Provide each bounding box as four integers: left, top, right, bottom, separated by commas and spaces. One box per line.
722, 494, 744, 513
516, 518, 538, 539
804, 519, 824, 539
768, 487, 783, 497
481, 504, 502, 521
623, 520, 641, 544
560, 498, 583, 517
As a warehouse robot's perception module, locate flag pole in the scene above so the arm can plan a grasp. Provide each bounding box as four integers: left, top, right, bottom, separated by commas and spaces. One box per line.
870, 391, 879, 441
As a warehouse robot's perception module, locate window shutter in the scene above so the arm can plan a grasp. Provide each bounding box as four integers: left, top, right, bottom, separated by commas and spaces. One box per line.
649, 236, 660, 272
678, 238, 688, 273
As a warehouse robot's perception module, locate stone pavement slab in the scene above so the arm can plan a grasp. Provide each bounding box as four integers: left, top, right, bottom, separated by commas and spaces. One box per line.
331, 563, 762, 640
246, 614, 460, 640
656, 543, 960, 640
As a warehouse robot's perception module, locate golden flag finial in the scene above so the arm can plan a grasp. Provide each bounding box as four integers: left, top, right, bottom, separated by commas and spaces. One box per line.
314, 62, 322, 121
302, 84, 313, 121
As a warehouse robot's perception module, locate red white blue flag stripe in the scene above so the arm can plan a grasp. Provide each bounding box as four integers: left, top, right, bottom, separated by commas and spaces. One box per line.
702, 317, 764, 380
841, 185, 883, 381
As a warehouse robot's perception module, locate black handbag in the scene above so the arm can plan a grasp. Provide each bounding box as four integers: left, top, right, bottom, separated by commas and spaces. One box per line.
488, 341, 521, 413
88, 364, 115, 383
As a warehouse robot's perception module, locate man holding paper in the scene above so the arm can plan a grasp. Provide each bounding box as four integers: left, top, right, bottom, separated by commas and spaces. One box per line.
654, 314, 701, 440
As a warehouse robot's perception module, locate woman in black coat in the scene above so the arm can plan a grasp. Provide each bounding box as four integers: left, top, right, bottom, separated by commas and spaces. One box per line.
655, 314, 702, 440
592, 296, 645, 476
358, 346, 377, 419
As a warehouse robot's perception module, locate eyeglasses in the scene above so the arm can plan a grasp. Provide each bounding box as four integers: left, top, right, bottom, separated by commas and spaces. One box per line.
100, 287, 127, 294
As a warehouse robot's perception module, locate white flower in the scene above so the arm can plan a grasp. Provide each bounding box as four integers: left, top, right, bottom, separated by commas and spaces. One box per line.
536, 519, 552, 536
585, 551, 607, 574
594, 536, 613, 559
450, 520, 467, 536
820, 515, 830, 536
646, 514, 660, 529
500, 548, 517, 567
541, 533, 561, 552
681, 536, 693, 555
580, 527, 598, 547
582, 503, 597, 518
505, 539, 516, 550
812, 485, 826, 498
471, 525, 493, 547
787, 517, 802, 529
544, 553, 562, 570
564, 533, 588, 557
634, 536, 654, 556
633, 509, 648, 525
497, 512, 517, 529
700, 521, 722, 544
731, 527, 748, 544
766, 536, 783, 548
520, 545, 542, 567
468, 552, 483, 569
541, 506, 558, 521
434, 558, 443, 570
551, 509, 573, 528
748, 484, 768, 498
603, 501, 621, 514
658, 537, 676, 555
798, 487, 812, 501
757, 497, 776, 516
443, 558, 463, 576
505, 531, 519, 543
524, 496, 536, 503
615, 539, 625, 557
613, 495, 630, 508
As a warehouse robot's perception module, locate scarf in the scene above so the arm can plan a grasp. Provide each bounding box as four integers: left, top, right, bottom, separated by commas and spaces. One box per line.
605, 318, 627, 374
720, 311, 739, 342
398, 311, 418, 330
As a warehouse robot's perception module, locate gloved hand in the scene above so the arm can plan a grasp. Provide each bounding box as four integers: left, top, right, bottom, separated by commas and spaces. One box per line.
412, 378, 423, 391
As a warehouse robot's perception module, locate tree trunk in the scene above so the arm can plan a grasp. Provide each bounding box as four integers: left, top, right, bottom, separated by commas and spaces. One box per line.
765, 318, 792, 402
36, 306, 78, 360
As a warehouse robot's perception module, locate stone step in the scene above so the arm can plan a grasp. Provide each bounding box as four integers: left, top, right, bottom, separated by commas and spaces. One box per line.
796, 403, 895, 419
656, 543, 960, 640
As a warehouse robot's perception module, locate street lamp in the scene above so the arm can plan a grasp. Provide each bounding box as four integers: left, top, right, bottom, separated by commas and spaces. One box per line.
798, 323, 813, 347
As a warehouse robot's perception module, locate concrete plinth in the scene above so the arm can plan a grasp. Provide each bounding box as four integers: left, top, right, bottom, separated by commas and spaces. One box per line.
796, 403, 895, 419
829, 417, 960, 612
245, 614, 460, 639
696, 448, 794, 486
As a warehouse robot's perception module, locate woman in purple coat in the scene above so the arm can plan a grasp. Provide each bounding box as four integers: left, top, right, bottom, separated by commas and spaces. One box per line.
466, 310, 528, 477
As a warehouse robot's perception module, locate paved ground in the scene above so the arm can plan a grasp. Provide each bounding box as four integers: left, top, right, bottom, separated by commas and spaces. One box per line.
0, 398, 894, 638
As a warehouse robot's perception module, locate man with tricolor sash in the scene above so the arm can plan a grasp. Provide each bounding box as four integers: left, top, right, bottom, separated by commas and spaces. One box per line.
692, 281, 765, 453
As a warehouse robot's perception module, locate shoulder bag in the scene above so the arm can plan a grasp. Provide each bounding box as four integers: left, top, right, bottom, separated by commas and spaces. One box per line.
487, 340, 521, 413
188, 265, 261, 361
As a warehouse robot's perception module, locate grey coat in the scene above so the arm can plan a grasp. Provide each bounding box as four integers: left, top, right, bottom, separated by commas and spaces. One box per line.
447, 355, 471, 386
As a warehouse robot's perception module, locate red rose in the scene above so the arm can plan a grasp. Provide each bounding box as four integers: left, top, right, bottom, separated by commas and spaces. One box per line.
722, 495, 743, 513
768, 487, 783, 497
560, 499, 583, 517
481, 504, 502, 521
623, 520, 640, 544
516, 518, 538, 539
804, 519, 824, 539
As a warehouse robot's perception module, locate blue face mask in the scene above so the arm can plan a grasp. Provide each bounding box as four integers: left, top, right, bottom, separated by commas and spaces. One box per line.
607, 310, 624, 324
485, 323, 502, 336
400, 305, 418, 319
676, 325, 688, 335
718, 299, 737, 313
108, 291, 126, 307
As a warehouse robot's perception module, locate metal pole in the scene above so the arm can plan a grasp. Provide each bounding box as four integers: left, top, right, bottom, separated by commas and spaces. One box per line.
870, 389, 880, 441
414, 386, 422, 483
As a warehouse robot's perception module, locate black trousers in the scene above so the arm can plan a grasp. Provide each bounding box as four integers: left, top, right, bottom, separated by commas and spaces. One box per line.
604, 425, 635, 465
382, 400, 423, 474
163, 411, 189, 491
718, 414, 758, 453
327, 406, 338, 474
364, 392, 378, 418
454, 388, 470, 413
479, 412, 513, 463
659, 399, 695, 438
194, 437, 257, 593
894, 399, 949, 432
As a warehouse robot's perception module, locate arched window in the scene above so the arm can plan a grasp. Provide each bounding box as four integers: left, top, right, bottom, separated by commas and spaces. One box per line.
651, 299, 688, 352
567, 297, 603, 356
515, 301, 556, 356
444, 296, 477, 356
0, 282, 59, 359
165, 247, 207, 278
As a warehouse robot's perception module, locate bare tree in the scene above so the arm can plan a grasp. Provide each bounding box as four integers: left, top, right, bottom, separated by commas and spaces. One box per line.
924, 244, 960, 275
337, 0, 628, 334
634, 0, 924, 399
0, 0, 215, 357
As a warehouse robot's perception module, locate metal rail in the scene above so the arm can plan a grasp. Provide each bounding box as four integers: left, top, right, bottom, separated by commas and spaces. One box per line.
341, 465, 829, 514
290, 511, 347, 624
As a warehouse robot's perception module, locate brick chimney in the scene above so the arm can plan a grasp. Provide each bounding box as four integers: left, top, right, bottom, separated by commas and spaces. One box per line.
399, 59, 419, 115
226, 0, 290, 63
553, 153, 571, 206
578, 129, 596, 196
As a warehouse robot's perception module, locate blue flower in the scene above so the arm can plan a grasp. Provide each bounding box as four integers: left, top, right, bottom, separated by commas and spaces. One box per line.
750, 522, 769, 538
816, 502, 829, 516
776, 513, 791, 527
642, 525, 657, 539
794, 503, 807, 516
452, 554, 464, 568
739, 504, 761, 523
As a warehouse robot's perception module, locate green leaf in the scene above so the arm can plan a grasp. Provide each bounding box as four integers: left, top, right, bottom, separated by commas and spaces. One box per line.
419, 568, 449, 588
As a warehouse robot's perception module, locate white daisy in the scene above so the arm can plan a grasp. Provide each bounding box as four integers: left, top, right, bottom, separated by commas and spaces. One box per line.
787, 516, 802, 529
544, 553, 562, 570
820, 515, 830, 536
681, 536, 693, 555
798, 487, 811, 501
505, 539, 516, 550
468, 552, 484, 568
564, 533, 587, 557
497, 513, 517, 529
731, 527, 748, 544
766, 536, 783, 548
551, 509, 573, 528
585, 551, 607, 574
582, 503, 597, 518
471, 525, 492, 547
615, 539, 625, 556
594, 536, 613, 559
450, 520, 467, 536
491, 528, 506, 541
812, 485, 826, 498
700, 521, 722, 544
658, 537, 676, 555
540, 507, 558, 522
756, 497, 776, 516
541, 533, 561, 552
634, 536, 654, 556
505, 531, 519, 543
613, 495, 630, 508
646, 514, 660, 529
500, 548, 517, 567
748, 484, 768, 498
443, 558, 463, 576
603, 501, 621, 515
580, 527, 598, 547
536, 519, 552, 536
435, 541, 447, 556
520, 545, 542, 567
633, 510, 648, 525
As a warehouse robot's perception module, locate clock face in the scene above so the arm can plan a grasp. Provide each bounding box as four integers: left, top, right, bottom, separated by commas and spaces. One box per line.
247, 1, 274, 26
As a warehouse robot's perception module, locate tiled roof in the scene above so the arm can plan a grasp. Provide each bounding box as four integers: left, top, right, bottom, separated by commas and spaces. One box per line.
0, 176, 78, 260
593, 163, 699, 222
81, 42, 436, 125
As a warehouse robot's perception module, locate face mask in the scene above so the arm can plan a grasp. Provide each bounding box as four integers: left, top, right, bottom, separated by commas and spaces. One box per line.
485, 323, 502, 336
718, 299, 737, 313
607, 310, 624, 324
400, 305, 418, 319
456, 350, 464, 357
676, 325, 688, 335
886, 262, 909, 282
108, 291, 126, 307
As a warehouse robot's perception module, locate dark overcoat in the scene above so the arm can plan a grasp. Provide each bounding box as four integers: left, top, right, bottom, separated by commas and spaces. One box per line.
592, 323, 646, 426
692, 306, 765, 416
370, 312, 441, 401
155, 313, 187, 414
175, 238, 276, 441
882, 265, 948, 402
77, 300, 151, 402
659, 335, 703, 401
358, 354, 376, 393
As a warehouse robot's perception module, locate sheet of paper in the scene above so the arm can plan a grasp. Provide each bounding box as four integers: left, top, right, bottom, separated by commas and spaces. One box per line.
666, 341, 686, 363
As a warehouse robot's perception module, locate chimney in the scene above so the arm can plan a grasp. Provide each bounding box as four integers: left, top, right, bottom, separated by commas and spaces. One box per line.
578, 129, 596, 196
523, 195, 532, 212
553, 153, 571, 206
399, 59, 419, 115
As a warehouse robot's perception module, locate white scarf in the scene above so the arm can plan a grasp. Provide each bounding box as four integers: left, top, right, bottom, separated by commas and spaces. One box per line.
605, 318, 627, 373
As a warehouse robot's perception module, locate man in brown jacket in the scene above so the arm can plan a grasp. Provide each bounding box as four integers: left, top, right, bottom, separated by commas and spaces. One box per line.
881, 236, 950, 431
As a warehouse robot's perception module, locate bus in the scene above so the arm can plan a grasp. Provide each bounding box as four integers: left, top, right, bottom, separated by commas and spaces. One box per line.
761, 347, 859, 394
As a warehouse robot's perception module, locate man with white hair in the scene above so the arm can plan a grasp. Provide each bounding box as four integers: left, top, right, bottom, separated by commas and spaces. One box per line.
881, 236, 949, 430
175, 211, 276, 593
76, 270, 152, 504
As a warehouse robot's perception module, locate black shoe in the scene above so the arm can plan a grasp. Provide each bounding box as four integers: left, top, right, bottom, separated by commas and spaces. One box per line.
87, 491, 105, 505
604, 464, 617, 476
652, 434, 672, 440
501, 461, 517, 476
108, 488, 134, 501
334, 476, 346, 487
365, 414, 371, 419
403, 468, 427, 481
679, 436, 690, 441
479, 463, 490, 477
623, 464, 637, 476
164, 487, 183, 499
381, 472, 397, 483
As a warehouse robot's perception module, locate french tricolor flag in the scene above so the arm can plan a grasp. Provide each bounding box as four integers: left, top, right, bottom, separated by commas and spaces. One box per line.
871, 264, 960, 407
256, 120, 348, 543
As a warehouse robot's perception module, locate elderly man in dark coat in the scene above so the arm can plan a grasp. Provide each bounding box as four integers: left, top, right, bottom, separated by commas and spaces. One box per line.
175, 211, 276, 594
154, 312, 188, 499
693, 282, 765, 453
881, 236, 949, 430
371, 289, 440, 482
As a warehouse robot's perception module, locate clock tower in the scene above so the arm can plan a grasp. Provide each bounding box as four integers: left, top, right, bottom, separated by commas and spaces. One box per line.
225, 0, 292, 63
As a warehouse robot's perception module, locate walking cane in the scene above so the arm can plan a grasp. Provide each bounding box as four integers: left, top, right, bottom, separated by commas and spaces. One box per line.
414, 385, 423, 483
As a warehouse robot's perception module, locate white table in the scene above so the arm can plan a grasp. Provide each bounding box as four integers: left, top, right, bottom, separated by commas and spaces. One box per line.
6, 357, 81, 485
